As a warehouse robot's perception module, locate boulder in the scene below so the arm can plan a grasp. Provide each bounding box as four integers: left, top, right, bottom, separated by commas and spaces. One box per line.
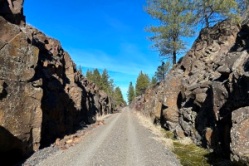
231, 107, 249, 165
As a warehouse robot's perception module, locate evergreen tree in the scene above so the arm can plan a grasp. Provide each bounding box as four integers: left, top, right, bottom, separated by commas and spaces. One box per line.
193, 0, 239, 28
92, 69, 101, 86
101, 69, 110, 92
85, 68, 126, 107
107, 78, 115, 98
146, 0, 194, 64
86, 69, 93, 81
114, 87, 125, 106
151, 76, 157, 85
155, 61, 171, 82
135, 71, 150, 96
127, 82, 135, 104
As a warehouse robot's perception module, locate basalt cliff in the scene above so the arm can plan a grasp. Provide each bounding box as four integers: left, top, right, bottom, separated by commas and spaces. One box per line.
131, 18, 249, 164
0, 0, 115, 164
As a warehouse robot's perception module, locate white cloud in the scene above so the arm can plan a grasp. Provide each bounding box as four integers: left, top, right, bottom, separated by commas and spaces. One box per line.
66, 43, 160, 101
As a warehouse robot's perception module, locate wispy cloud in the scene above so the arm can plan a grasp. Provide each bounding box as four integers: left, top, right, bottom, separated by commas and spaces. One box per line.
105, 16, 132, 33
67, 43, 160, 101
68, 43, 158, 76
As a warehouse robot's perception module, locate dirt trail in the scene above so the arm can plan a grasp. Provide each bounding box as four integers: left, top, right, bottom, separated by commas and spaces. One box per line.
36, 107, 180, 166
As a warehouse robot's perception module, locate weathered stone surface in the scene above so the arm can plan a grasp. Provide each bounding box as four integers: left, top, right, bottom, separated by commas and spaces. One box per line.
131, 20, 249, 163
0, 3, 116, 164
0, 0, 25, 25
231, 107, 249, 165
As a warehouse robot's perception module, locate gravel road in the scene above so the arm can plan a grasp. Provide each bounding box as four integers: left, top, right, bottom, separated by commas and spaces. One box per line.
35, 107, 181, 166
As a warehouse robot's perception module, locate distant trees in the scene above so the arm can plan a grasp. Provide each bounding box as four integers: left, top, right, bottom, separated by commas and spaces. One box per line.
86, 69, 101, 85
127, 82, 135, 104
135, 71, 150, 96
101, 69, 114, 95
114, 87, 126, 106
86, 68, 125, 106
146, 0, 194, 64
127, 68, 172, 103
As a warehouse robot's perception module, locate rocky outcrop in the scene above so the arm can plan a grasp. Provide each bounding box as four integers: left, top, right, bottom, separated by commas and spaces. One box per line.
0, 1, 115, 164
131, 20, 249, 164
0, 0, 25, 25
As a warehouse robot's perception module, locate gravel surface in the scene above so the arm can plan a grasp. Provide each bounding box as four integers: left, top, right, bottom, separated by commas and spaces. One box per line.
27, 107, 181, 166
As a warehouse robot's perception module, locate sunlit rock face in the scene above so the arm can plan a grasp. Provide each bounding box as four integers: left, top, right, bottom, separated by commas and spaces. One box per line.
131, 19, 249, 164
0, 0, 25, 25
0, 0, 114, 164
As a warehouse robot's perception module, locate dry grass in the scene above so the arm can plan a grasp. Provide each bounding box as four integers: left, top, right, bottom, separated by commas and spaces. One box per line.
96, 114, 111, 121
134, 111, 174, 150
133, 111, 230, 166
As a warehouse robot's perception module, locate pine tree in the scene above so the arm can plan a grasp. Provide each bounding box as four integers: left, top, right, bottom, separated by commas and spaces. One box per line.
135, 71, 150, 96
107, 78, 115, 98
99, 69, 108, 90
86, 69, 93, 81
127, 82, 135, 104
146, 0, 194, 64
114, 87, 125, 106
194, 0, 239, 28
87, 69, 102, 87
151, 76, 157, 85
155, 61, 171, 82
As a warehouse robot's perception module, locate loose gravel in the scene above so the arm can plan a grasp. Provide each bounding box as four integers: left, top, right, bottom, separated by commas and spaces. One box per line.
23, 107, 181, 166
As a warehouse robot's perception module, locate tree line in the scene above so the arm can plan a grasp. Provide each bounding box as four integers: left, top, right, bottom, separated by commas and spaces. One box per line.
146, 0, 249, 64
127, 61, 172, 104
85, 68, 126, 107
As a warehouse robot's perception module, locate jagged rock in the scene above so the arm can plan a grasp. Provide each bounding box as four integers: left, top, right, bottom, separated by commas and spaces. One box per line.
0, 2, 115, 164
231, 107, 249, 165
0, 0, 25, 25
131, 20, 249, 164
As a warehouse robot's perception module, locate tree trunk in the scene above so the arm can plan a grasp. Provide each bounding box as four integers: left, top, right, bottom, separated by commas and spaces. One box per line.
205, 15, 209, 28
173, 51, 176, 64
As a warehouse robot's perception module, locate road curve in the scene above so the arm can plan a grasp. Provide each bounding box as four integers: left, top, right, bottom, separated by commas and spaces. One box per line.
37, 107, 181, 166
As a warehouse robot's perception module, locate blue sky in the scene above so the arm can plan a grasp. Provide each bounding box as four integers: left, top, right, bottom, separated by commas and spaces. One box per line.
24, 1, 195, 101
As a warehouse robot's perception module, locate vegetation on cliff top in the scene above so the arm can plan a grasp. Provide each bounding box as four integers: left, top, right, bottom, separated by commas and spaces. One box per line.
86, 68, 126, 107
146, 0, 246, 64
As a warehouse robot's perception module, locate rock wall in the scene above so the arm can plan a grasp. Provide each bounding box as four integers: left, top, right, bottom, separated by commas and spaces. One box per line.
0, 0, 25, 25
0, 0, 114, 164
131, 20, 249, 164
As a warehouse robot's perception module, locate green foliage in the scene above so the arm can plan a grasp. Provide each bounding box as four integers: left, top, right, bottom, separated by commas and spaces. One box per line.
100, 69, 114, 95
135, 71, 150, 96
114, 87, 126, 106
173, 142, 210, 166
193, 0, 240, 27
151, 76, 157, 85
146, 0, 194, 64
146, 0, 249, 64
127, 82, 135, 104
86, 68, 126, 107
155, 61, 171, 82
86, 69, 101, 85
86, 69, 93, 81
